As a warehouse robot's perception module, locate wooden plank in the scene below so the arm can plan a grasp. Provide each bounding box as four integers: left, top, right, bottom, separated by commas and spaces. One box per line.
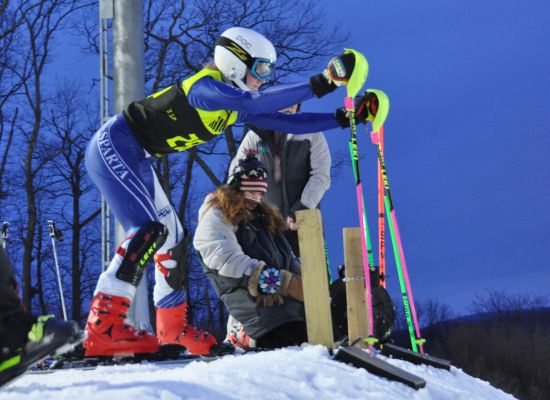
343, 227, 369, 348
296, 209, 334, 348
335, 346, 426, 389
381, 343, 452, 370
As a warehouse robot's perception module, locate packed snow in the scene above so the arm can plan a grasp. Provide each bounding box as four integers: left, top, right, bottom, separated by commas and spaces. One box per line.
0, 345, 515, 400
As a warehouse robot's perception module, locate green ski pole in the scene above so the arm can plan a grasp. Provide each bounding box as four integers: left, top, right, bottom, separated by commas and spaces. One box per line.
367, 89, 425, 353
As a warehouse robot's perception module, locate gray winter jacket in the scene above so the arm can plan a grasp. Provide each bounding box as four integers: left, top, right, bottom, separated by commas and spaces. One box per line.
229, 127, 331, 218
193, 194, 304, 339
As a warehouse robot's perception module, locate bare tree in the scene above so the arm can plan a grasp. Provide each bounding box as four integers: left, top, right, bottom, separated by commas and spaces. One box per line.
0, 1, 31, 200
9, 0, 91, 310
418, 299, 454, 328
39, 79, 101, 321
470, 289, 548, 316
393, 298, 454, 331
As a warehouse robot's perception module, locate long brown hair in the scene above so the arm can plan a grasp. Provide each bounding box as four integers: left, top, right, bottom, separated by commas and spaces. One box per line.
204, 61, 219, 71
208, 185, 287, 234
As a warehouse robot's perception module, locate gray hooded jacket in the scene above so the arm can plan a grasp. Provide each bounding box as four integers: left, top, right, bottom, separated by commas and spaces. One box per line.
193, 194, 304, 339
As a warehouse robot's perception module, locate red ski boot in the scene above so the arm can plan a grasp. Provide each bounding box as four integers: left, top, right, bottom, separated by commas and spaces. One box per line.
156, 302, 217, 355
83, 292, 159, 357
225, 315, 256, 350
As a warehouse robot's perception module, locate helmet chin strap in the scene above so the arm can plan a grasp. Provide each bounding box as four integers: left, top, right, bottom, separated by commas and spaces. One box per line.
233, 78, 251, 91
224, 68, 252, 91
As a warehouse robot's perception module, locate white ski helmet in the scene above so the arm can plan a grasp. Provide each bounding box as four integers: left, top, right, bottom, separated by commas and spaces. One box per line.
214, 27, 276, 91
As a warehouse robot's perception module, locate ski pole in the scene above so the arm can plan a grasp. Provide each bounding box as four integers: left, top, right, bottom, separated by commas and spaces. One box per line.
366, 91, 425, 353
324, 240, 334, 284
377, 128, 386, 288
2, 222, 8, 249
48, 220, 68, 321
342, 49, 377, 352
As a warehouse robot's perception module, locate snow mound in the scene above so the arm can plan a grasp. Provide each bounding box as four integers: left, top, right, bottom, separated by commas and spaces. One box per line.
0, 345, 516, 400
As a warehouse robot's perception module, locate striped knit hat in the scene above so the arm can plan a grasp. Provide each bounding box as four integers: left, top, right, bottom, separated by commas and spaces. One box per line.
227, 153, 268, 194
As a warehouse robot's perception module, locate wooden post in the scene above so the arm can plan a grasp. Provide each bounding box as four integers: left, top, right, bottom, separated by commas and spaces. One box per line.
343, 227, 369, 348
296, 209, 334, 348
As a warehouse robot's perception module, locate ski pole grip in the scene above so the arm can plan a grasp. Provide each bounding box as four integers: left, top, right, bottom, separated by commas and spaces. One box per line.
344, 96, 354, 111
48, 220, 55, 238
370, 130, 380, 145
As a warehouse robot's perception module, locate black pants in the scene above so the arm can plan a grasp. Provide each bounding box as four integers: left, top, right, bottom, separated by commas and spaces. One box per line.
256, 320, 308, 349
255, 281, 351, 349
0, 245, 34, 356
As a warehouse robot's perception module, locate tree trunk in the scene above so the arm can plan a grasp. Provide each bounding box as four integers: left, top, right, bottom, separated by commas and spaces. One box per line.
22, 109, 41, 311
72, 176, 81, 321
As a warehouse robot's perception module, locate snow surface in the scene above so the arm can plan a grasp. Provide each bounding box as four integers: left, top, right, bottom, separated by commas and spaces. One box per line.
0, 345, 516, 400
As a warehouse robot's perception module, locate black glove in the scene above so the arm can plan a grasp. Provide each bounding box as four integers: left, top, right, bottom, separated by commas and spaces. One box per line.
335, 91, 379, 128
309, 52, 356, 98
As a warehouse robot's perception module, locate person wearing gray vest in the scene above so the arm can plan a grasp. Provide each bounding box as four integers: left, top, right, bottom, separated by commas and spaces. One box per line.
228, 104, 331, 256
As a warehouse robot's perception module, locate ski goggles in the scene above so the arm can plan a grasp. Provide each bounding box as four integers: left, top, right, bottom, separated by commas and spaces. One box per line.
249, 58, 275, 82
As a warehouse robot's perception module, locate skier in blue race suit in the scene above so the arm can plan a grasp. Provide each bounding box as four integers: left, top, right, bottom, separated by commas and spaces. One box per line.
83, 26, 377, 356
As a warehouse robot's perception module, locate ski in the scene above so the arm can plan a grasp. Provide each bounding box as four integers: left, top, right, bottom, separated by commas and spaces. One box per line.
29, 354, 216, 373
29, 343, 235, 373
335, 345, 426, 389
380, 343, 451, 370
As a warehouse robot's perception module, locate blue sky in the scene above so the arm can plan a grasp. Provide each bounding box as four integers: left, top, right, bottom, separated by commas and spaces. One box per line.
52, 0, 550, 315
309, 0, 550, 313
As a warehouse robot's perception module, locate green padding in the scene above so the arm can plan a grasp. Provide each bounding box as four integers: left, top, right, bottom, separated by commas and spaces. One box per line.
0, 352, 21, 372
367, 88, 390, 132
345, 49, 368, 98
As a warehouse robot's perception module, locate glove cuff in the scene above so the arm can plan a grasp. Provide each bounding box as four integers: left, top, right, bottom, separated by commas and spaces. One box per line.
248, 261, 266, 297
279, 270, 294, 295
335, 108, 350, 128
309, 73, 337, 98
279, 270, 304, 302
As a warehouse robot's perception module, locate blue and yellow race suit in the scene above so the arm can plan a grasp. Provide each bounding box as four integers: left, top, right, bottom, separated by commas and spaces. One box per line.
85, 67, 340, 306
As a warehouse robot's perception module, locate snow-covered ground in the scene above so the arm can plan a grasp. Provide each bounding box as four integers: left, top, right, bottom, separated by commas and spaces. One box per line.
0, 345, 516, 400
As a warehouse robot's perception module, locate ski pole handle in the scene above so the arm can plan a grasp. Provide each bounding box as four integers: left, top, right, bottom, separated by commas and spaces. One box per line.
2, 222, 8, 247
48, 220, 55, 238
48, 220, 67, 321
47, 220, 63, 241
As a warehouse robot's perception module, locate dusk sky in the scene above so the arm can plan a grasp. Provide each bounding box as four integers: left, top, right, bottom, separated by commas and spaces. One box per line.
310, 0, 550, 314
54, 0, 549, 316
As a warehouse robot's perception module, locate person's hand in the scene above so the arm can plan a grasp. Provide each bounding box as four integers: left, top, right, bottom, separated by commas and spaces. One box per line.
309, 52, 356, 98
248, 264, 303, 306
334, 91, 379, 128
324, 52, 356, 87
286, 216, 298, 231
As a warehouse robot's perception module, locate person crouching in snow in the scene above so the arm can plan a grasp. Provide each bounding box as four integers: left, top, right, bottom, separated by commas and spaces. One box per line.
194, 154, 307, 349
83, 25, 376, 357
